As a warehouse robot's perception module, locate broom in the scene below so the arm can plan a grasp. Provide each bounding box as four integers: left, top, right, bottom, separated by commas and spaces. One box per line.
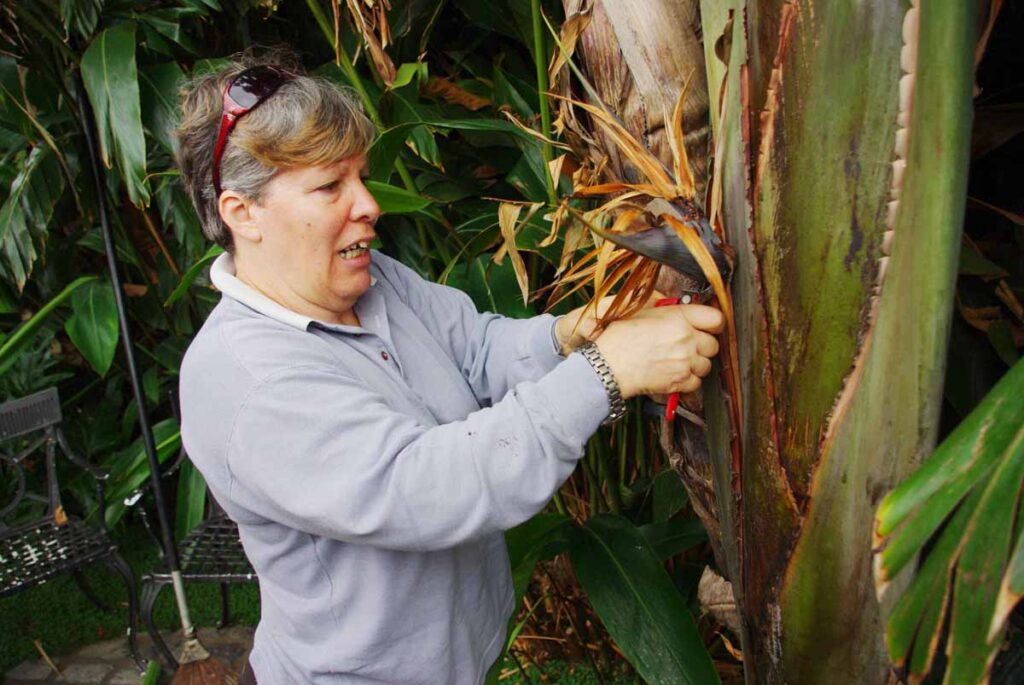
73, 68, 237, 685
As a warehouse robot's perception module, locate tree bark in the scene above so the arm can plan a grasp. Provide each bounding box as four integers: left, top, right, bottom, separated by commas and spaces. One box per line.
562, 0, 974, 682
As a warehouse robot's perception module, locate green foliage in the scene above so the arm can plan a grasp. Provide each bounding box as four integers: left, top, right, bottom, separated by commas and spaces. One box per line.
876, 358, 1024, 684
81, 22, 150, 207
64, 278, 119, 376
0, 146, 63, 290
569, 515, 719, 685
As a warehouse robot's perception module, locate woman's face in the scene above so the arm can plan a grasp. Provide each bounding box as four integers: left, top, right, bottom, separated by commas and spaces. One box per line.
245, 154, 380, 323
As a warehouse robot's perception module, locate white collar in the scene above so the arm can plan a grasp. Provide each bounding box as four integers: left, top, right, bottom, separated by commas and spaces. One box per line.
209, 252, 375, 331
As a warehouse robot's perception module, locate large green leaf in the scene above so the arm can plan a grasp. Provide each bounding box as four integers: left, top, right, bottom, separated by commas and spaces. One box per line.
504, 512, 570, 603
0, 275, 97, 375
175, 458, 207, 541
81, 22, 150, 207
99, 421, 180, 528
760, 0, 974, 680
139, 62, 186, 155
366, 180, 432, 214
444, 255, 533, 318
165, 243, 223, 306
569, 515, 719, 685
60, 0, 103, 39
876, 358, 1024, 683
64, 278, 119, 376
651, 469, 689, 523
0, 146, 63, 290
638, 519, 707, 560
369, 118, 532, 182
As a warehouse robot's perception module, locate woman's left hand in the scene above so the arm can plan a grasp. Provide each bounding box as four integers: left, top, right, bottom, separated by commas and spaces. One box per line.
555, 292, 664, 356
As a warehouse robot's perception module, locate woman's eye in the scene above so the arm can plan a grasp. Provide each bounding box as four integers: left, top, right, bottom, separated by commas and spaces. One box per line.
317, 181, 339, 192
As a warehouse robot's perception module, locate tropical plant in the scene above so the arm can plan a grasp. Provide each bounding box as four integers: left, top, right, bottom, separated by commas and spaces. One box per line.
535, 0, 1023, 683
0, 0, 1021, 683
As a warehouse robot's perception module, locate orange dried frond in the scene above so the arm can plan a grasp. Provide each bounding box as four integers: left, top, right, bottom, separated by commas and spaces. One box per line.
341, 0, 396, 84
502, 111, 573, 150
552, 94, 676, 198
591, 252, 643, 313
606, 207, 645, 241
575, 183, 663, 197
602, 258, 659, 324
555, 219, 590, 277
548, 9, 592, 88
539, 201, 569, 248
425, 77, 490, 111
667, 70, 698, 199
592, 235, 618, 300
497, 202, 543, 305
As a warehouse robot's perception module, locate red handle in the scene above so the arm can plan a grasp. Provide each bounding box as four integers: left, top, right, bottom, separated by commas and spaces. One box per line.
655, 297, 682, 422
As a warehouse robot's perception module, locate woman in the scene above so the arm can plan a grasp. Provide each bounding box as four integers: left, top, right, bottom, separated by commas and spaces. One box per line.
177, 56, 723, 684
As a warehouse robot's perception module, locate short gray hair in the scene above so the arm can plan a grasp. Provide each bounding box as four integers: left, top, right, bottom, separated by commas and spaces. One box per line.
176, 54, 375, 251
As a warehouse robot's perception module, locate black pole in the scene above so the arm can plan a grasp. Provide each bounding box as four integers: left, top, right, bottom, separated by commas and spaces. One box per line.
72, 71, 182, 576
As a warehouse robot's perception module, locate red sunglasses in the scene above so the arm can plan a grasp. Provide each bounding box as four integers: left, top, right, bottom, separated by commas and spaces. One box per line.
211, 65, 294, 197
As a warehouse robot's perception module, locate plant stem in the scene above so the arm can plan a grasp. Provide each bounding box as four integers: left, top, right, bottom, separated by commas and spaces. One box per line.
595, 435, 622, 515
582, 443, 601, 514
551, 490, 567, 516
530, 0, 557, 207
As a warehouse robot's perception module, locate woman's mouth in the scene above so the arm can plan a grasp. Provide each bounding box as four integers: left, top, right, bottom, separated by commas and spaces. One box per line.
338, 241, 370, 260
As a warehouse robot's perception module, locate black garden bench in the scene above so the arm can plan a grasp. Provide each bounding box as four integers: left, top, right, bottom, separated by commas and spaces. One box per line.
0, 387, 142, 670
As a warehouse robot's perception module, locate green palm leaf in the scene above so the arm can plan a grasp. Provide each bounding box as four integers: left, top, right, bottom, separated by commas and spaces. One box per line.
569, 514, 719, 685
81, 22, 150, 207
64, 278, 119, 376
876, 358, 1024, 683
0, 146, 63, 290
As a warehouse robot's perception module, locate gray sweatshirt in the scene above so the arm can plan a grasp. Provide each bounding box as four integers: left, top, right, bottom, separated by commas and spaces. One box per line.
179, 250, 609, 684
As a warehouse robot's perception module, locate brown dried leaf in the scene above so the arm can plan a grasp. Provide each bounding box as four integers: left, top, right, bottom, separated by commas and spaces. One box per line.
342, 0, 397, 84
974, 0, 1004, 94
500, 111, 573, 151
425, 76, 490, 111
666, 69, 698, 199
553, 94, 676, 197
576, 183, 661, 197
549, 8, 592, 87
496, 202, 541, 305
698, 567, 742, 637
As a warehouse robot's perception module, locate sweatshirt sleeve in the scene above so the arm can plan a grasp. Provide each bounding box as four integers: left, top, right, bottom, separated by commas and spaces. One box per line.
372, 251, 565, 406
224, 353, 609, 552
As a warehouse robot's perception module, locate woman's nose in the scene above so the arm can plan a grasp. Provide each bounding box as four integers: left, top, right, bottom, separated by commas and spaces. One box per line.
353, 180, 381, 225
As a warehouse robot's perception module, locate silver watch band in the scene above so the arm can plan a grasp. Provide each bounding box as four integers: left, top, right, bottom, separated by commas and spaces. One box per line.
577, 341, 628, 425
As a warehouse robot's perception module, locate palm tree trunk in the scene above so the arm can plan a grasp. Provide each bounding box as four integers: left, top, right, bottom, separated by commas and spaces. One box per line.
563, 0, 975, 681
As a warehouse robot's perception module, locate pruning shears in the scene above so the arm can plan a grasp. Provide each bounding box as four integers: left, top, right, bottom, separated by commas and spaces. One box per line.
591, 199, 733, 424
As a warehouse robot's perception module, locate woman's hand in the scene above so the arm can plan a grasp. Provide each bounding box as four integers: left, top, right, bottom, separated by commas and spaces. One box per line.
593, 304, 724, 399
554, 296, 615, 356
555, 292, 666, 355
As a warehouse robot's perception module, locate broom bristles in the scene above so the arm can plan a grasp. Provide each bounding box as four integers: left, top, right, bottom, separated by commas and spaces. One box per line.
172, 637, 239, 685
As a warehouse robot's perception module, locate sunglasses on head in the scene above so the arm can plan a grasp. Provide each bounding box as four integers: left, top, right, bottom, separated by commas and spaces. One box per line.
211, 65, 295, 197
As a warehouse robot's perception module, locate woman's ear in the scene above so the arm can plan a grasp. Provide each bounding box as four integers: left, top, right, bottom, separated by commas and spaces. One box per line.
219, 191, 262, 245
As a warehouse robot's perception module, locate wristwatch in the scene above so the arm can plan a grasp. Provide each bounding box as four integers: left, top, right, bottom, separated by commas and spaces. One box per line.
577, 341, 628, 425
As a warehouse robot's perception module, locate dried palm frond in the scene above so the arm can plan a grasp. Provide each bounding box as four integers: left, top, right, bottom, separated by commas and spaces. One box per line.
539, 20, 740, 457
334, 0, 396, 85
424, 76, 491, 111
495, 201, 544, 305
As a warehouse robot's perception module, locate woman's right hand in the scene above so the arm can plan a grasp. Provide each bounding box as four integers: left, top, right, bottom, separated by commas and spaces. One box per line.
593, 304, 724, 399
